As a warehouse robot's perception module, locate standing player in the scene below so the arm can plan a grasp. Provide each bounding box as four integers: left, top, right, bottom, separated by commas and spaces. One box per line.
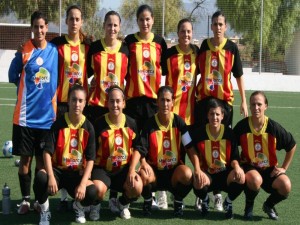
233, 91, 296, 220
33, 84, 98, 225
191, 98, 245, 219
91, 86, 143, 220
86, 10, 129, 124
51, 5, 91, 210
8, 11, 58, 215
194, 10, 248, 210
135, 86, 200, 217
124, 4, 168, 209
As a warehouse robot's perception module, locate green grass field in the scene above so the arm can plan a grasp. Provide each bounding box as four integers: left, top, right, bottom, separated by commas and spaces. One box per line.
0, 82, 299, 224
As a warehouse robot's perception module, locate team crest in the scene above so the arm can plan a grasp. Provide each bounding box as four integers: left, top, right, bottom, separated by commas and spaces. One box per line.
36, 57, 44, 66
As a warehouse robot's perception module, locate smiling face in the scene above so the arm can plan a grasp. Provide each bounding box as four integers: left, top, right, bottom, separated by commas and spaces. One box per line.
68, 89, 86, 117
207, 106, 224, 129
108, 88, 125, 118
104, 14, 121, 40
32, 18, 48, 44
66, 8, 83, 37
250, 93, 268, 119
211, 15, 227, 39
178, 21, 193, 47
137, 9, 154, 36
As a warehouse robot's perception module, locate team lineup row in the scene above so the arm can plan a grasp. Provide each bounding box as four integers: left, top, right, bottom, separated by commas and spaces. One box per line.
8, 3, 296, 225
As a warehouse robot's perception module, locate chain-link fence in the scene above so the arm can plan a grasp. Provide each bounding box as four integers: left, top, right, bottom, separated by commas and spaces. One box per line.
1, 0, 300, 76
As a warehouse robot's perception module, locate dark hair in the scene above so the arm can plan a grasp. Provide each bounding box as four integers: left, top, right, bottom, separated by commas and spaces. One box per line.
67, 83, 86, 100
157, 86, 174, 99
250, 91, 268, 105
66, 5, 83, 19
104, 10, 121, 24
206, 97, 225, 115
107, 85, 125, 100
30, 11, 48, 26
211, 10, 226, 24
136, 4, 153, 20
177, 18, 193, 33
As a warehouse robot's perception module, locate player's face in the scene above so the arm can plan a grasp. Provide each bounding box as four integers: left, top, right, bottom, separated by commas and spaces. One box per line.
68, 90, 86, 116
250, 94, 268, 119
211, 16, 227, 39
207, 106, 224, 128
157, 91, 174, 116
32, 18, 48, 43
104, 15, 120, 40
178, 22, 193, 46
66, 8, 83, 36
108, 89, 125, 117
137, 10, 154, 35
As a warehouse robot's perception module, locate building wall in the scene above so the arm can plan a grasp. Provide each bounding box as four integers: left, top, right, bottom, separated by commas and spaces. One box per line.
285, 30, 300, 75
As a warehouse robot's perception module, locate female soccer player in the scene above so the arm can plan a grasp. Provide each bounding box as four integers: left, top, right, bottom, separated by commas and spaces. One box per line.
191, 97, 245, 219
124, 4, 168, 131
134, 86, 201, 217
91, 86, 143, 220
8, 10, 58, 215
86, 10, 129, 124
33, 84, 97, 224
234, 91, 296, 220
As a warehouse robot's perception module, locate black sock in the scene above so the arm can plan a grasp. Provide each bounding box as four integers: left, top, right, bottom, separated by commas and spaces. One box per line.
173, 182, 192, 201
142, 183, 153, 200
193, 185, 209, 200
227, 182, 244, 201
19, 171, 31, 201
244, 185, 259, 205
109, 190, 118, 199
81, 184, 97, 206
265, 192, 287, 208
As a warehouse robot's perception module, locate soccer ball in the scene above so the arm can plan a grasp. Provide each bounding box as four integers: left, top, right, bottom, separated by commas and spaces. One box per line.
2, 141, 13, 158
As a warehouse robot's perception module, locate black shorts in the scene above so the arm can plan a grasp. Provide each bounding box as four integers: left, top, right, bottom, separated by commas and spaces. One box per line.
124, 96, 158, 131
243, 164, 282, 193
205, 169, 231, 193
12, 124, 50, 157
53, 167, 84, 199
152, 166, 177, 193
194, 97, 233, 128
91, 165, 130, 192
84, 105, 108, 125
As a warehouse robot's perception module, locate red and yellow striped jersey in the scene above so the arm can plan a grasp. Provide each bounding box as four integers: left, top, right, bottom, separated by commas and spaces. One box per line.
94, 113, 138, 172
138, 113, 193, 170
233, 116, 296, 169
87, 39, 129, 107
191, 124, 239, 174
196, 38, 243, 104
51, 35, 89, 103
166, 44, 199, 125
125, 33, 167, 99
47, 113, 96, 171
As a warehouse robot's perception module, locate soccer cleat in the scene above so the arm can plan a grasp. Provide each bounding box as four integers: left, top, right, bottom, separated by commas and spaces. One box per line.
151, 196, 159, 210
109, 198, 121, 213
117, 199, 131, 219
201, 196, 210, 216
39, 210, 51, 225
263, 202, 278, 220
89, 203, 100, 221
173, 200, 183, 217
213, 193, 224, 211
194, 197, 202, 211
73, 201, 86, 223
17, 200, 30, 215
223, 199, 233, 219
244, 202, 254, 220
34, 201, 42, 213
143, 199, 152, 216
157, 191, 168, 209
56, 200, 68, 212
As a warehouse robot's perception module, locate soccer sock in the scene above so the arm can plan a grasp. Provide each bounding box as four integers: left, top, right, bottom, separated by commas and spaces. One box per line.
142, 183, 153, 200
81, 184, 97, 206
119, 195, 130, 206
244, 185, 260, 207
40, 199, 49, 212
60, 188, 68, 201
173, 182, 192, 201
109, 190, 118, 199
193, 185, 209, 200
19, 171, 31, 201
227, 182, 244, 201
265, 192, 287, 208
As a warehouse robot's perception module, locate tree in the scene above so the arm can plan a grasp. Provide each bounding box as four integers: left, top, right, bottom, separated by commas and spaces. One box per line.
216, 0, 300, 64
119, 0, 187, 37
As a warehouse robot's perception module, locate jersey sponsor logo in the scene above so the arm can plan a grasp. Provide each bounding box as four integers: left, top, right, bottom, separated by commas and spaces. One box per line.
63, 149, 82, 168
205, 70, 223, 91
101, 72, 119, 93
33, 67, 50, 89
138, 61, 154, 81
252, 152, 269, 168
109, 147, 127, 167
179, 72, 193, 92
158, 150, 177, 169
65, 63, 83, 84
